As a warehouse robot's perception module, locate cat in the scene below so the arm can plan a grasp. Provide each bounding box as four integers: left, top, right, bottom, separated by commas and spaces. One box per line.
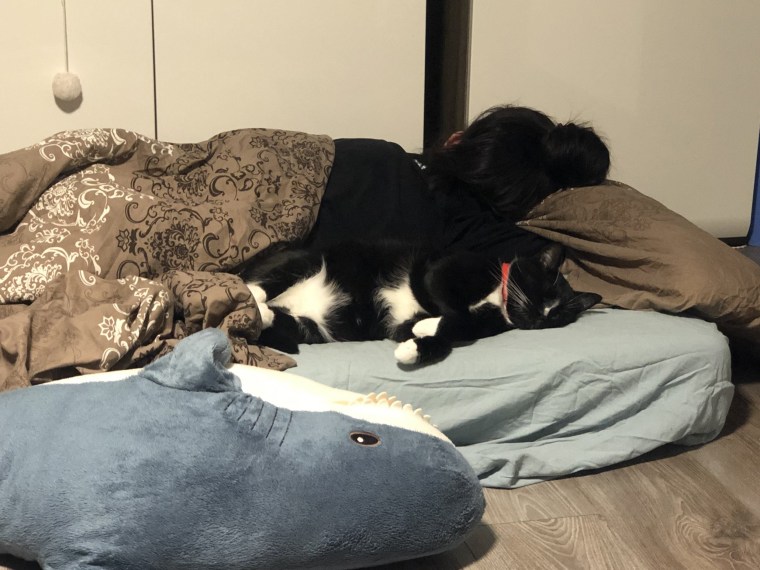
239, 241, 601, 365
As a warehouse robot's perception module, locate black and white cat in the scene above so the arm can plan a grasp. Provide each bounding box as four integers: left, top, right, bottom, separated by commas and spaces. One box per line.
240, 242, 601, 365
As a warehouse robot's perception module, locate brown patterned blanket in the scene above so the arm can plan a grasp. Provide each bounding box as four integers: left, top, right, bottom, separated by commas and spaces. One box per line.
0, 128, 334, 391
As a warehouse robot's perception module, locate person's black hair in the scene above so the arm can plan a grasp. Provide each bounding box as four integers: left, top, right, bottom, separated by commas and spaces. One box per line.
425, 105, 610, 219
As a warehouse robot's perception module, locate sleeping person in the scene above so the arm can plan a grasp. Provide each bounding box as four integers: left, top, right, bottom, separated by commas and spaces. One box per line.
304, 105, 610, 261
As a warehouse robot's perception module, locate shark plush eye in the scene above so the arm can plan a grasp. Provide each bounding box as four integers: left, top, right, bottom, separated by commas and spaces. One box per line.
350, 431, 381, 447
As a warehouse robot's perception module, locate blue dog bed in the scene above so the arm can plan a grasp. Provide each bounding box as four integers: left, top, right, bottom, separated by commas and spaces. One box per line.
292, 308, 734, 487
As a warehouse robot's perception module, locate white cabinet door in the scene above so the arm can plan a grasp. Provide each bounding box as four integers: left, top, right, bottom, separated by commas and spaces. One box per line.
469, 0, 760, 237
153, 0, 426, 151
0, 0, 155, 153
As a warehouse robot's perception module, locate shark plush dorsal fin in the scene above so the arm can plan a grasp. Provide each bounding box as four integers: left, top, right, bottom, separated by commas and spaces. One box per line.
140, 329, 242, 393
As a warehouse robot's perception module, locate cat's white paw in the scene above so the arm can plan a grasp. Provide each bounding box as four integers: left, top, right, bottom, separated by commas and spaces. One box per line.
257, 302, 275, 329
394, 339, 420, 365
412, 317, 441, 338
247, 284, 268, 305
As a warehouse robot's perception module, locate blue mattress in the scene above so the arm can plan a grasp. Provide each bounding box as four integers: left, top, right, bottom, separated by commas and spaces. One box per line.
291, 308, 734, 487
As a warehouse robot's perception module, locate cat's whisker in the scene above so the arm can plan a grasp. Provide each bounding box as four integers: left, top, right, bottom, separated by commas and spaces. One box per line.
508, 292, 528, 309
508, 281, 530, 306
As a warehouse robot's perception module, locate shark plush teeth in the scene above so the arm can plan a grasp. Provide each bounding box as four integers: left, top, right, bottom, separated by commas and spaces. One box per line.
0, 328, 484, 569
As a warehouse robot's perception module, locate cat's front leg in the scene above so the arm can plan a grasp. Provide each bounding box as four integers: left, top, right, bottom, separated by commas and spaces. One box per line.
247, 284, 268, 305
247, 284, 274, 329
256, 301, 275, 329
394, 336, 452, 365
411, 317, 442, 338
394, 338, 421, 364
395, 315, 454, 364
394, 310, 507, 365
412, 314, 474, 341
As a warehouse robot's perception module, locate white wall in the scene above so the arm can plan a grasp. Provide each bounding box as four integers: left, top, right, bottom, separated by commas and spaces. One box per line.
469, 0, 760, 237
153, 0, 426, 150
0, 0, 155, 153
0, 0, 425, 154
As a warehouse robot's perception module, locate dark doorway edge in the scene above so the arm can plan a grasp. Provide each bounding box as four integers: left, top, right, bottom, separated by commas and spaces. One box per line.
424, 0, 472, 151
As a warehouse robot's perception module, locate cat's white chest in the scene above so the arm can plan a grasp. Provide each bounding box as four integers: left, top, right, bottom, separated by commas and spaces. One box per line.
471, 285, 510, 323
470, 285, 502, 310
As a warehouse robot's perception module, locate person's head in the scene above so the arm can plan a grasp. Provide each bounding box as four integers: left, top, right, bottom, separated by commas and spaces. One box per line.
426, 105, 610, 219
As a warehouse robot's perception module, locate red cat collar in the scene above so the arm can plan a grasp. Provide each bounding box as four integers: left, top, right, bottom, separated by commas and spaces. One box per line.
501, 262, 510, 303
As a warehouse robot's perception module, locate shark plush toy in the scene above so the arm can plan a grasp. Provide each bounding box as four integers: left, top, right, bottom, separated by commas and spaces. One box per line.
0, 329, 484, 569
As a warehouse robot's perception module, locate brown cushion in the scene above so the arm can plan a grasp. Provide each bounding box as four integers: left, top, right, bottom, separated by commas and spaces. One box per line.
519, 181, 760, 348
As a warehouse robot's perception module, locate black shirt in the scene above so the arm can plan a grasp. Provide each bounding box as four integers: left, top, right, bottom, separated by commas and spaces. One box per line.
304, 138, 550, 261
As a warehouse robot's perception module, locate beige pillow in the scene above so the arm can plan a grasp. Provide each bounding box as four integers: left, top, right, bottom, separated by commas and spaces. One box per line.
520, 181, 760, 348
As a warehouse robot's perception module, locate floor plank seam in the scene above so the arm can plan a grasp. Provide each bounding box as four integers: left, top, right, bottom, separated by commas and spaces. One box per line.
484, 513, 606, 527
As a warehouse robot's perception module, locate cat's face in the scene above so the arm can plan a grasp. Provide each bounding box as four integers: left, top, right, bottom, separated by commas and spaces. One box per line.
505, 244, 601, 330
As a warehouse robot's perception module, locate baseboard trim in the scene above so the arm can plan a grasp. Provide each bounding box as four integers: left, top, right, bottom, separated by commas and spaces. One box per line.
720, 237, 748, 247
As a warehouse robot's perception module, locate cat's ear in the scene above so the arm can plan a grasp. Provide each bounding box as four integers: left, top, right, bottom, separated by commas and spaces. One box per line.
567, 292, 602, 313
538, 244, 565, 272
